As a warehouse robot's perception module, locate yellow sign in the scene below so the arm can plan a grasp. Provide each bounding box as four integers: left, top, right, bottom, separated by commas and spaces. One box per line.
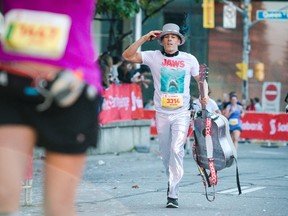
203, 0, 215, 28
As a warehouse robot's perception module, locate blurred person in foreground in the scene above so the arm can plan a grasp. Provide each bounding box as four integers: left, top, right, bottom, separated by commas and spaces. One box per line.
0, 0, 102, 216
122, 23, 208, 208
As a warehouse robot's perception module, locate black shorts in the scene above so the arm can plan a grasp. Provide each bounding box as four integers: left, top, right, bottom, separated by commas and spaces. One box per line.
0, 73, 100, 154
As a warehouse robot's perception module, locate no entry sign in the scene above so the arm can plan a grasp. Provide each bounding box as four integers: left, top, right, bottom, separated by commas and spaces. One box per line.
265, 84, 278, 101
262, 82, 281, 113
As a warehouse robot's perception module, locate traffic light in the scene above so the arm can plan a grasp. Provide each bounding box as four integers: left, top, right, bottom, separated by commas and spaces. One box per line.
241, 3, 252, 23
254, 62, 265, 81
235, 62, 248, 80
248, 3, 252, 23
203, 0, 215, 28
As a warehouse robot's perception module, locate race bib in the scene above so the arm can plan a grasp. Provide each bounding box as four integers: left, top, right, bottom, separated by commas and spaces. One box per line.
161, 94, 183, 108
229, 118, 238, 126
1, 9, 71, 59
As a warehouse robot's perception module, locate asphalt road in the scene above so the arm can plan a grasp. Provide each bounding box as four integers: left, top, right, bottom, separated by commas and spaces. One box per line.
21, 140, 288, 216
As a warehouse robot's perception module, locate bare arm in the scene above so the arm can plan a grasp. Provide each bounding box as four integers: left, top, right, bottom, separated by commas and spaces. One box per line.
215, 109, 221, 114
122, 30, 161, 63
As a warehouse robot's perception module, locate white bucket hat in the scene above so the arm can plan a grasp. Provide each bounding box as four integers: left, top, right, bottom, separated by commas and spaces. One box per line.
158, 23, 185, 46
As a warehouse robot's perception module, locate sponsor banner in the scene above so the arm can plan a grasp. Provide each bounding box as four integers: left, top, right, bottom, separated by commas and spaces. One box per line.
143, 110, 288, 141
223, 5, 237, 29
99, 83, 144, 124
241, 112, 288, 141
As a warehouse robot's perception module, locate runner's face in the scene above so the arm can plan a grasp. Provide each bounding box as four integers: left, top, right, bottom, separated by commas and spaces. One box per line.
162, 34, 180, 54
231, 96, 238, 104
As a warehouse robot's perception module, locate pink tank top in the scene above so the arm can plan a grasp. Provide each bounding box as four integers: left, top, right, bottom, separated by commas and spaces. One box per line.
0, 0, 101, 92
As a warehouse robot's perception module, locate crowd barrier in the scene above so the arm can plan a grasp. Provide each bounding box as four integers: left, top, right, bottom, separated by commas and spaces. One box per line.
143, 110, 288, 141
98, 83, 288, 141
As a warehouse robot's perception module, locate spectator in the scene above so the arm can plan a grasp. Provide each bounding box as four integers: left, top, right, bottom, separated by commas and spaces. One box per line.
246, 98, 256, 111
241, 99, 247, 110
131, 64, 152, 88
111, 55, 123, 85
98, 52, 113, 89
118, 61, 152, 88
216, 98, 223, 110
193, 88, 221, 116
118, 60, 134, 84
254, 97, 262, 112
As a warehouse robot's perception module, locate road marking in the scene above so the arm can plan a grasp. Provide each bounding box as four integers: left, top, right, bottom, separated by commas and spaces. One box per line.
253, 151, 286, 155
218, 186, 266, 195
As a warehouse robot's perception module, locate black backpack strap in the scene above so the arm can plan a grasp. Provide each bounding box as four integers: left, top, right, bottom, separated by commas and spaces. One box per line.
234, 157, 242, 195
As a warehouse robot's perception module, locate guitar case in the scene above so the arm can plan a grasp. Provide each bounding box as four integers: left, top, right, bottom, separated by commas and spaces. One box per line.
192, 64, 241, 201
193, 110, 241, 201
193, 111, 237, 171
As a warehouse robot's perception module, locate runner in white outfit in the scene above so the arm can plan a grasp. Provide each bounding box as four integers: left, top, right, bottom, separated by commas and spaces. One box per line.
122, 23, 209, 208
193, 98, 220, 116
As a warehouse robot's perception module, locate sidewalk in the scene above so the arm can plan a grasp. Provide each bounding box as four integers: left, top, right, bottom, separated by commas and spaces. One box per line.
21, 141, 288, 216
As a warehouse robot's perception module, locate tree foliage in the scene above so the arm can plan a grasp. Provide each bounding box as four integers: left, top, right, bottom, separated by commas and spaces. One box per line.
95, 0, 175, 54
96, 0, 140, 20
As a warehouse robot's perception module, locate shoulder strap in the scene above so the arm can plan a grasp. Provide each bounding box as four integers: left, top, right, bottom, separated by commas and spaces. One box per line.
233, 157, 242, 195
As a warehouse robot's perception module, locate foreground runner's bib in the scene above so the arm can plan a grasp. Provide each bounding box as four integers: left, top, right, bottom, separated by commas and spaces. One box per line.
2, 9, 71, 59
161, 94, 183, 108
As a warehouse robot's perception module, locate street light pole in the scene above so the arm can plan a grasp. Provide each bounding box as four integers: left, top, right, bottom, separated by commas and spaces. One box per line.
223, 0, 250, 100
242, 0, 250, 100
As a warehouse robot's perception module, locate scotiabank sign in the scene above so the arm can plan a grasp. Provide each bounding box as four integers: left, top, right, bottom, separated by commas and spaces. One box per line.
241, 112, 288, 141
143, 110, 288, 141
99, 83, 144, 124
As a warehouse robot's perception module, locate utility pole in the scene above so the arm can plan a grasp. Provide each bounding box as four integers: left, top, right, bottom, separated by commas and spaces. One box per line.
223, 0, 250, 100
224, 1, 288, 100
242, 0, 250, 100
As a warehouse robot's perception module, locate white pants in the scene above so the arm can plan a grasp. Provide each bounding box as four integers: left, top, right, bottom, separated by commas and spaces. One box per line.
156, 110, 190, 199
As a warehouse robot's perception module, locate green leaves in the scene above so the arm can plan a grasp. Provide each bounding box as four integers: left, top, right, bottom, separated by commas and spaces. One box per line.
96, 0, 140, 18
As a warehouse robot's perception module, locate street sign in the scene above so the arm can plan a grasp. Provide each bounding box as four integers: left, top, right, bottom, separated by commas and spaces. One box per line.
262, 82, 281, 113
265, 84, 277, 101
223, 5, 237, 29
257, 10, 288, 20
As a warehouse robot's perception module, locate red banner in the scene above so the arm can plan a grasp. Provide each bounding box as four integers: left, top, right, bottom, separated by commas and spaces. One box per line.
99, 83, 144, 124
241, 112, 288, 141
143, 110, 288, 141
